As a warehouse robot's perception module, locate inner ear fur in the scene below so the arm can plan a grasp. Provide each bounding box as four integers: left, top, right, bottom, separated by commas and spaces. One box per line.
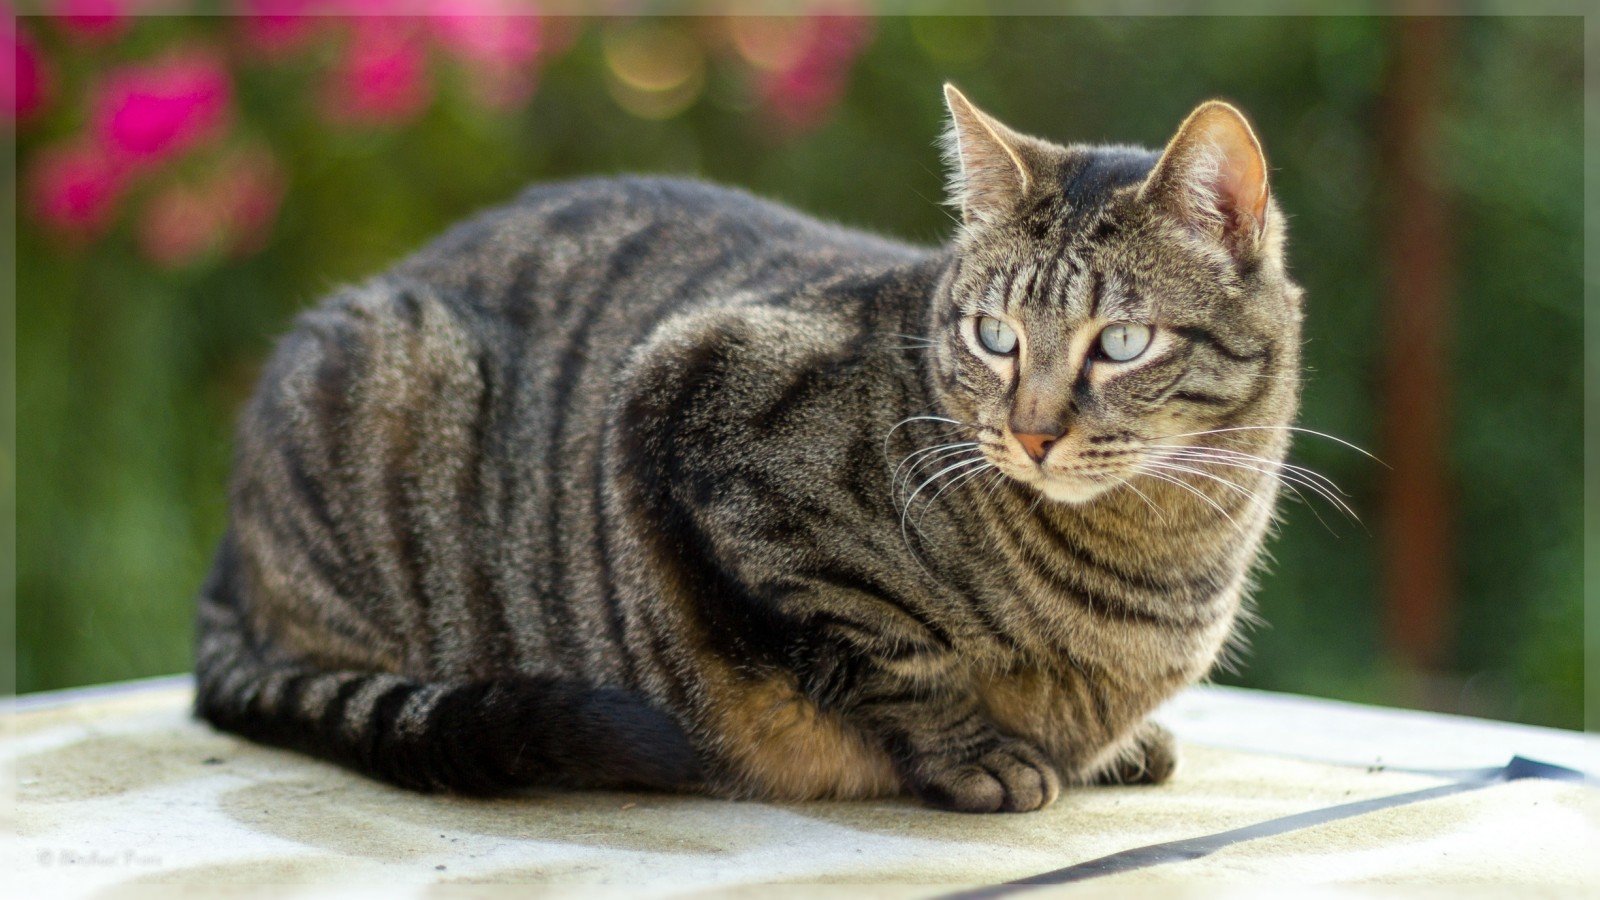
1139, 100, 1270, 259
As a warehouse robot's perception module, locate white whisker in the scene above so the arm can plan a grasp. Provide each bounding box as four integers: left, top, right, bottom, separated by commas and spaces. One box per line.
1118, 477, 1166, 523
881, 414, 971, 462
900, 453, 989, 547
916, 460, 995, 534
1142, 458, 1258, 504
1156, 425, 1385, 467
1153, 444, 1349, 498
893, 441, 979, 496
1133, 464, 1238, 528
1152, 446, 1360, 523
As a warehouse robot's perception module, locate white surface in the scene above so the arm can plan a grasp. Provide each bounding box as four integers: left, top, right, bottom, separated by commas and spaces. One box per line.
5, 678, 1598, 897
1158, 683, 1600, 776
19, 675, 1593, 774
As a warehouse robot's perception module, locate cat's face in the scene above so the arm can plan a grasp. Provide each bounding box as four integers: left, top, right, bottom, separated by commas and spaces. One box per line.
930, 88, 1301, 504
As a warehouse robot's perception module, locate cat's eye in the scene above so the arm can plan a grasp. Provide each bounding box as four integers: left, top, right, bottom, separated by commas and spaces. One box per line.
1098, 322, 1151, 362
976, 316, 1018, 355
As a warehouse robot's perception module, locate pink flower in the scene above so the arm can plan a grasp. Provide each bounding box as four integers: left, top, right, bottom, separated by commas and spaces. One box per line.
3, 18, 50, 123
429, 0, 541, 69
92, 52, 233, 168
323, 17, 433, 125
138, 180, 225, 268
758, 16, 872, 134
134, 148, 286, 268
237, 0, 327, 58
217, 150, 287, 256
27, 142, 125, 239
427, 0, 545, 108
54, 0, 130, 43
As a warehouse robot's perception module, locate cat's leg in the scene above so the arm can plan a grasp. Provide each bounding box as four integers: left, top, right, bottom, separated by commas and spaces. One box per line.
866, 691, 1063, 812
1088, 720, 1178, 786
799, 639, 1061, 813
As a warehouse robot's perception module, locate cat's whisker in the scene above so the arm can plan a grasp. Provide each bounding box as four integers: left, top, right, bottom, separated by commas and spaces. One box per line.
1133, 464, 1239, 528
905, 440, 982, 475
900, 453, 990, 557
981, 467, 1011, 505
1118, 477, 1167, 523
895, 442, 981, 497
1024, 490, 1045, 517
1141, 458, 1259, 506
881, 415, 978, 471
1152, 443, 1349, 499
882, 414, 973, 458
915, 459, 996, 535
1271, 479, 1341, 536
1154, 447, 1359, 523
902, 453, 989, 515
1170, 455, 1334, 515
1155, 425, 1386, 467
1179, 458, 1356, 524
1169, 452, 1360, 532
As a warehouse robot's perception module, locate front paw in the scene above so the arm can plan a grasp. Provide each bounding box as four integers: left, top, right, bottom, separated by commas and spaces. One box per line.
907, 737, 1062, 813
1093, 721, 1178, 786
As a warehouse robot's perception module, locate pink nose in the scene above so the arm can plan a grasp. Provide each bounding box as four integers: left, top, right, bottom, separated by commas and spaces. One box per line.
1015, 432, 1056, 463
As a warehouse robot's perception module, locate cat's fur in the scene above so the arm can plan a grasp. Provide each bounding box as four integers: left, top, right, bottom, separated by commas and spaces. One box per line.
195, 87, 1301, 813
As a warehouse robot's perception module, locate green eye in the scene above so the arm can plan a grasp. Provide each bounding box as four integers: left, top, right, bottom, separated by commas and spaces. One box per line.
977, 316, 1018, 355
1098, 322, 1151, 362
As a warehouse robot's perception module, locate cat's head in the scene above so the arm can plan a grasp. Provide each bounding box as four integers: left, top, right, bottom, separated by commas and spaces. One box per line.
929, 86, 1303, 504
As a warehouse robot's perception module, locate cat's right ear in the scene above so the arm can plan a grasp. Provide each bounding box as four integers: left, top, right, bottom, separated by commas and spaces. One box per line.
942, 84, 1043, 226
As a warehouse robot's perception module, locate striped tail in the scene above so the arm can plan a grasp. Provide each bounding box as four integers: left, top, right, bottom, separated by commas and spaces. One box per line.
193, 533, 702, 795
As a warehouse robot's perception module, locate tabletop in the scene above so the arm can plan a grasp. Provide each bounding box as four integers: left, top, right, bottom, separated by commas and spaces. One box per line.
5, 676, 1597, 898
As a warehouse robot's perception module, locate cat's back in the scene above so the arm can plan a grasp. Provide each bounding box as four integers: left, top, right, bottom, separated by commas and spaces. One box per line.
389, 175, 931, 326
225, 175, 936, 682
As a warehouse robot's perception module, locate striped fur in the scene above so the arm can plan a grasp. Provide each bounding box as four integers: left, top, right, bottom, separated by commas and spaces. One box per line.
195, 92, 1302, 812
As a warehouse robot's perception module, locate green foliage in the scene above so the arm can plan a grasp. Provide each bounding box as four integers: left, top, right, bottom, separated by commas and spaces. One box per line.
15, 16, 1584, 728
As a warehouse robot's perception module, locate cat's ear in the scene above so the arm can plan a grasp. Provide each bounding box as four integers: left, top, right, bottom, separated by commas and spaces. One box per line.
942, 84, 1044, 226
1139, 100, 1270, 260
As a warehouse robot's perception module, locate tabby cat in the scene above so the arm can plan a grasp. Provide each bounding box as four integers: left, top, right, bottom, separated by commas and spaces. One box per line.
195, 86, 1302, 813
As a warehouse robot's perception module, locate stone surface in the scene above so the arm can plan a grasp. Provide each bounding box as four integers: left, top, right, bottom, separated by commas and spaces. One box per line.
4, 677, 1598, 898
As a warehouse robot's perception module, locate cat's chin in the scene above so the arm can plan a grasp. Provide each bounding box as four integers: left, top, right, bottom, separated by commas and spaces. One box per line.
1031, 475, 1121, 505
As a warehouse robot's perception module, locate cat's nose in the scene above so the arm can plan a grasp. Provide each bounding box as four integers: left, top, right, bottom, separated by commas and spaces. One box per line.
1014, 432, 1057, 463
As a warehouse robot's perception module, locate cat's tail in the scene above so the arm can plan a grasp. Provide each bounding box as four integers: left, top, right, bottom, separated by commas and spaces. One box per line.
192, 531, 703, 795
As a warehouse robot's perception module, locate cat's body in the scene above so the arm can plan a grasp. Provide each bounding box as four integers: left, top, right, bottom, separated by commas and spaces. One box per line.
197, 90, 1301, 812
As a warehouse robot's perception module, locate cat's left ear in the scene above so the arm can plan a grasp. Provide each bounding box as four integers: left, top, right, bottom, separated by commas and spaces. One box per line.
1139, 100, 1270, 261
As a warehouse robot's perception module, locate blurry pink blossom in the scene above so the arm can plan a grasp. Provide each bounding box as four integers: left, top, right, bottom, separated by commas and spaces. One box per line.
138, 180, 225, 268
238, 0, 326, 57
27, 142, 125, 239
135, 148, 286, 268
217, 150, 287, 256
465, 63, 540, 110
428, 0, 545, 108
429, 0, 541, 68
54, 0, 130, 43
323, 17, 433, 125
4, 18, 50, 122
92, 52, 233, 167
758, 15, 872, 134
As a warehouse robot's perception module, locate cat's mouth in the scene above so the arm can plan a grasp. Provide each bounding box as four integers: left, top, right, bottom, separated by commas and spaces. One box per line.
986, 433, 1135, 504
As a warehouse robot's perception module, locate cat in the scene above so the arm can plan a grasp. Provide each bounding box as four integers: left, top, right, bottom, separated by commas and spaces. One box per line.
194, 85, 1301, 813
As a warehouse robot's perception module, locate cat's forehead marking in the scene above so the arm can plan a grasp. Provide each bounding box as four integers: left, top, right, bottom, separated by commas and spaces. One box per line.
1096, 270, 1144, 320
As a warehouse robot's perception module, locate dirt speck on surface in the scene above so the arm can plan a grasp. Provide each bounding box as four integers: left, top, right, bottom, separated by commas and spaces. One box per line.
15, 730, 242, 803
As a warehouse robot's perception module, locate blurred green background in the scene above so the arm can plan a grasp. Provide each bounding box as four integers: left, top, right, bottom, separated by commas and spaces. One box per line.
12, 14, 1586, 729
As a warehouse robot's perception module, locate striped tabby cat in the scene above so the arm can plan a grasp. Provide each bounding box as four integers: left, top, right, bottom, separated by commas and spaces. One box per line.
196, 86, 1301, 813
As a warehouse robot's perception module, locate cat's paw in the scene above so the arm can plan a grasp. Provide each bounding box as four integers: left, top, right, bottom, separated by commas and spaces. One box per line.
1093, 721, 1178, 786
908, 737, 1062, 813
